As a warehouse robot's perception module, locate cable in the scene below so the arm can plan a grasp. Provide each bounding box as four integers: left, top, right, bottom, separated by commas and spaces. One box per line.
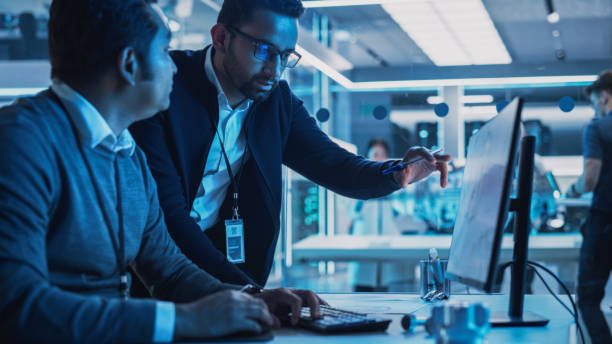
497, 260, 585, 344
527, 261, 585, 344
527, 265, 574, 316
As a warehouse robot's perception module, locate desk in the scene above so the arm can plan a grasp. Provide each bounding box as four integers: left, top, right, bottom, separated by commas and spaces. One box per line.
292, 234, 582, 263
201, 293, 576, 343
293, 234, 582, 291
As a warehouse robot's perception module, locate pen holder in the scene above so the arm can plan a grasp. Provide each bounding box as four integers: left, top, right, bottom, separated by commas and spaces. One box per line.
420, 259, 451, 301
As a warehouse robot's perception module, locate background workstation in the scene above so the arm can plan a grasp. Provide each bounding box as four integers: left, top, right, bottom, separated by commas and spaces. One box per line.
0, 0, 610, 342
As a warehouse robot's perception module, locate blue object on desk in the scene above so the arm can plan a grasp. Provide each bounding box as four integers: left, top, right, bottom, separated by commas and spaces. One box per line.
382, 148, 442, 175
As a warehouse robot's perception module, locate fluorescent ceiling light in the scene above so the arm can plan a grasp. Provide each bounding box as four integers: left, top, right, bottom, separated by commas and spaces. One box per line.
303, 0, 420, 7
0, 87, 46, 97
198, 0, 592, 92
295, 46, 353, 88
427, 95, 494, 104
381, 0, 511, 66
350, 75, 597, 91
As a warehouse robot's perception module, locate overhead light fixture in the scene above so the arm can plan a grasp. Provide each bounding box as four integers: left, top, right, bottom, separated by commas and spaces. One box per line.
381, 0, 512, 66
302, 0, 420, 7
545, 0, 560, 23
0, 87, 45, 97
350, 75, 596, 91
295, 46, 354, 88
198, 0, 592, 92
427, 95, 494, 104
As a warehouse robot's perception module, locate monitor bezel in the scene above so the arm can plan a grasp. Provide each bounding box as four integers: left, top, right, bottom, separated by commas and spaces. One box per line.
445, 97, 524, 292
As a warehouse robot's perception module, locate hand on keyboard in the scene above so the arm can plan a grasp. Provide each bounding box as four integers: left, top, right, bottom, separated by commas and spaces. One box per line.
254, 287, 325, 326
294, 305, 392, 334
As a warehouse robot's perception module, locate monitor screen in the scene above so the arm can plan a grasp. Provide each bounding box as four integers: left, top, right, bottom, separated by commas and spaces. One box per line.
446, 98, 523, 292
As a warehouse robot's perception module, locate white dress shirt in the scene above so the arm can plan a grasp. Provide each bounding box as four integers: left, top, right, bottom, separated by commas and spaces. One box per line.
51, 80, 175, 343
190, 48, 253, 231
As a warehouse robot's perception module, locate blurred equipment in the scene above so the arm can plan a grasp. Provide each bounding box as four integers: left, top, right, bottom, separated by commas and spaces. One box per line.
420, 250, 450, 302
430, 302, 490, 344
401, 303, 490, 344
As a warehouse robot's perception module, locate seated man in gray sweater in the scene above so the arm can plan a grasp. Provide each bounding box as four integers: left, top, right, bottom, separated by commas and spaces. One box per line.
0, 1, 322, 343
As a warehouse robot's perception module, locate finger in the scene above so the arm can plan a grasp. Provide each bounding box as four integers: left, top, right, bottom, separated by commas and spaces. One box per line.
437, 160, 448, 188
297, 290, 321, 319
248, 299, 275, 327
317, 295, 329, 306
238, 319, 263, 334
280, 291, 302, 326
404, 147, 435, 163
271, 314, 281, 329
434, 154, 452, 162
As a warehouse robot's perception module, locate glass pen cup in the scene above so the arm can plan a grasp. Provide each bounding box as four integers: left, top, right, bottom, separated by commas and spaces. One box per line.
419, 259, 451, 300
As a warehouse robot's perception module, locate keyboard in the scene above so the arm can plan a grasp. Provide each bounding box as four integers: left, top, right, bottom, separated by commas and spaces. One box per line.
296, 305, 391, 334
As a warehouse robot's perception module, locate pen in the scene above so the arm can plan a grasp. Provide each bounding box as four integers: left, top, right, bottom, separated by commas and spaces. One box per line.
381, 148, 442, 175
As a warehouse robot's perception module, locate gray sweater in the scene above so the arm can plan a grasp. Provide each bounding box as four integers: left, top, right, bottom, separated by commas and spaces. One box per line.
0, 90, 227, 343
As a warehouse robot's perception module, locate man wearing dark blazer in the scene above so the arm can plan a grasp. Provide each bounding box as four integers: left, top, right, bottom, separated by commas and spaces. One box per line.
131, 0, 450, 288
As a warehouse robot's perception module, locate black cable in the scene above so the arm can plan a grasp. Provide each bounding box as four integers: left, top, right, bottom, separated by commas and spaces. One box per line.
527, 261, 585, 344
527, 265, 574, 316
497, 260, 585, 344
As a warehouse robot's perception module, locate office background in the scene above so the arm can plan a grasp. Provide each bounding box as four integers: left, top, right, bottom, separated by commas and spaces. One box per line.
0, 0, 610, 322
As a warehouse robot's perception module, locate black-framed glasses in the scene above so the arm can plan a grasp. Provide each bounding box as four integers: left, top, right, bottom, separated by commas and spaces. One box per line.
227, 26, 302, 69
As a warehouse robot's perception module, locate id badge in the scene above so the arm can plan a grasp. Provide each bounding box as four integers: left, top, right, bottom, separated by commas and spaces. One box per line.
225, 219, 245, 263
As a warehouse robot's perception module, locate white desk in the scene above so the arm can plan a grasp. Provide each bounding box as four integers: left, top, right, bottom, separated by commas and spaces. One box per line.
202, 293, 576, 343
292, 234, 582, 263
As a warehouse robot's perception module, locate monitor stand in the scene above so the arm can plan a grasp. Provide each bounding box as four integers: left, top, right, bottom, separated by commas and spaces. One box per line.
492, 135, 549, 327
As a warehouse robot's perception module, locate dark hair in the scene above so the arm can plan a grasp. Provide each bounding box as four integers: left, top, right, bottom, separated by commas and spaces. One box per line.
587, 70, 612, 96
48, 0, 161, 83
218, 0, 305, 27
367, 138, 390, 155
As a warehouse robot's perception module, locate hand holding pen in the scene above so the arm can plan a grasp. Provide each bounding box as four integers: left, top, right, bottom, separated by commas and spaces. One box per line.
383, 147, 451, 188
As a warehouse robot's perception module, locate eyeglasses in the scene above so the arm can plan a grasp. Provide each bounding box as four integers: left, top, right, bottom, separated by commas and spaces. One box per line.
227, 26, 301, 69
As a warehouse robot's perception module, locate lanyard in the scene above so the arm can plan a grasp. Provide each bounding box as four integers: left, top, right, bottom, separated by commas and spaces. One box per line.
67, 120, 129, 299
212, 100, 251, 219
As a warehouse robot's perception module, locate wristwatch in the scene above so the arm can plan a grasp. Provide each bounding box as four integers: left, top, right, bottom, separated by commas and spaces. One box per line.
239, 284, 264, 295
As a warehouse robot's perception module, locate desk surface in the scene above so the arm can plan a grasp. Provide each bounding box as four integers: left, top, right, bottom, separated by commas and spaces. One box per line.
200, 293, 575, 344
293, 234, 582, 262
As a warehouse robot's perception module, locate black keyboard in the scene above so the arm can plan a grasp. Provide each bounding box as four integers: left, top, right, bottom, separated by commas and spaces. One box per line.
297, 305, 391, 334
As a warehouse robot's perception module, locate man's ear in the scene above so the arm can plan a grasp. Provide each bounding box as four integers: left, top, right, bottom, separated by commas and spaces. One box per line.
117, 46, 138, 86
603, 90, 612, 108
210, 23, 231, 55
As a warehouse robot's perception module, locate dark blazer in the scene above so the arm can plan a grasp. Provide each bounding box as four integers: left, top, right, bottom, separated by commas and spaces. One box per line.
130, 47, 401, 286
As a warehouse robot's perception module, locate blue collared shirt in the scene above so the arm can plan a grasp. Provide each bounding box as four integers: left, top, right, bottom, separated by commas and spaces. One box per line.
189, 48, 253, 231
51, 80, 175, 342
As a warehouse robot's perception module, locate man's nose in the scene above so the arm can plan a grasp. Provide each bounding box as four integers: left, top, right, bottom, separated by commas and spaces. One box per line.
263, 54, 283, 79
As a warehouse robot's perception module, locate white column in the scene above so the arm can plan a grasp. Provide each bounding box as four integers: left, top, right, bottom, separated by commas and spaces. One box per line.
438, 86, 465, 160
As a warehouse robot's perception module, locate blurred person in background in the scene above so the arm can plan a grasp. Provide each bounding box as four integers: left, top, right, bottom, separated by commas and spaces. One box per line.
566, 70, 612, 344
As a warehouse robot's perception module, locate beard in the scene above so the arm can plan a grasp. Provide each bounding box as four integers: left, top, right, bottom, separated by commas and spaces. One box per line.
223, 46, 279, 102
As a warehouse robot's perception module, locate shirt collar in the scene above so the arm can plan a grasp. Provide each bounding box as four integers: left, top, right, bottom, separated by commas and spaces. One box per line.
204, 47, 252, 112
51, 79, 135, 156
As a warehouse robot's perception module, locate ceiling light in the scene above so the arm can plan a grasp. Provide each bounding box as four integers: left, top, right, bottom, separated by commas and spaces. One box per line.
381, 0, 511, 66
302, 0, 421, 8
427, 95, 494, 104
0, 87, 45, 97
295, 46, 354, 88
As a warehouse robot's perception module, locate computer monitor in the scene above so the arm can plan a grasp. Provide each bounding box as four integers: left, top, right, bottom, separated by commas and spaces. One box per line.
446, 97, 549, 327
446, 97, 522, 291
